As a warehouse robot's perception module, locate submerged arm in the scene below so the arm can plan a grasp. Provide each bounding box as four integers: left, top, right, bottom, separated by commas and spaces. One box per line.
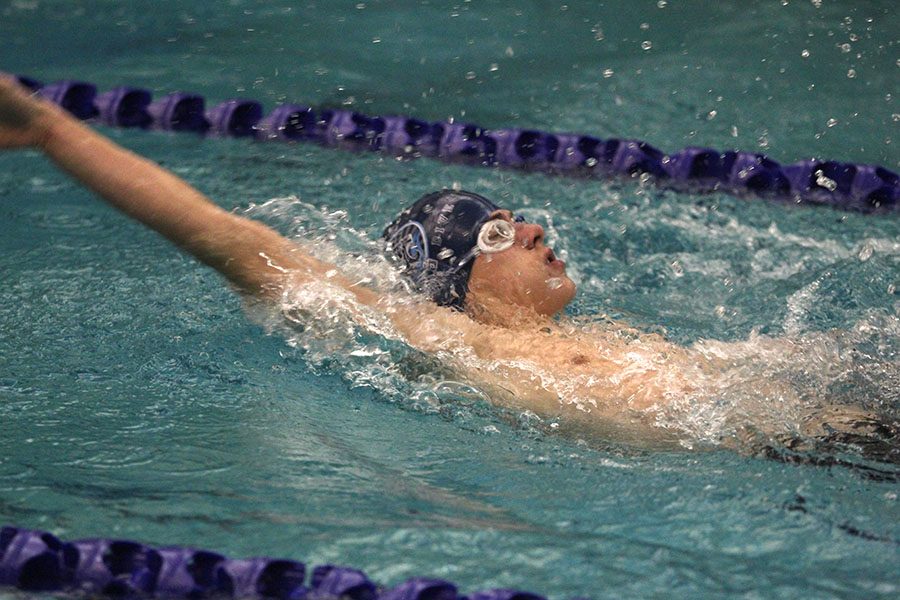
0, 75, 375, 302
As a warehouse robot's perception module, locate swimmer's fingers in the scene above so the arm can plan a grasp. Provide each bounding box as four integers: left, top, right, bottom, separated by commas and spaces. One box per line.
0, 74, 58, 149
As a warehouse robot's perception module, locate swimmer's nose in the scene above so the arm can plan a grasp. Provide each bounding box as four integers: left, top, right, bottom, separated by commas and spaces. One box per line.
517, 222, 544, 249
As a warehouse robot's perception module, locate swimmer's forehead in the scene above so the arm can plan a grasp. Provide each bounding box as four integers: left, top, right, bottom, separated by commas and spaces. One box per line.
488, 208, 526, 222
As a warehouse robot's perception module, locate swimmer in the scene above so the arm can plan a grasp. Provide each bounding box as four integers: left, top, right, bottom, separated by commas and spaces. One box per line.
0, 76, 896, 462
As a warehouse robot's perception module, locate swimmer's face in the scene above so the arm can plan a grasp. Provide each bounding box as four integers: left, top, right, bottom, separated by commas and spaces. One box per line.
466, 210, 576, 317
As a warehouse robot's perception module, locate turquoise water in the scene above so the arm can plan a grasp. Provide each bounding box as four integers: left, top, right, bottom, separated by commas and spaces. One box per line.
1, 1, 899, 598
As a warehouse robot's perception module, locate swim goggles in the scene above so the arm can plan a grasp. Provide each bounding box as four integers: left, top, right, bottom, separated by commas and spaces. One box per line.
456, 214, 525, 269
476, 218, 517, 254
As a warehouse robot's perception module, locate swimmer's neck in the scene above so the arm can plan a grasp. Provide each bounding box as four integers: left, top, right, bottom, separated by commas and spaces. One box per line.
463, 294, 559, 329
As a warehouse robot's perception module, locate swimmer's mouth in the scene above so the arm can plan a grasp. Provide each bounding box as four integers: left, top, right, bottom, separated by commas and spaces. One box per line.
544, 247, 565, 270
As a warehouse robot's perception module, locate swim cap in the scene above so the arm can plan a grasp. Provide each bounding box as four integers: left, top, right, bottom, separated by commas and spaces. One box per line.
383, 189, 499, 308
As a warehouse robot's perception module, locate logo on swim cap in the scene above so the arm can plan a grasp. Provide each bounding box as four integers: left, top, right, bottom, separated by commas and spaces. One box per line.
383, 189, 500, 308
393, 221, 429, 270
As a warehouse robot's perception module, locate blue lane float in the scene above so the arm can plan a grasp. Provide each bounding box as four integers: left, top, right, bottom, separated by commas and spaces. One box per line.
17, 75, 898, 213
0, 526, 551, 600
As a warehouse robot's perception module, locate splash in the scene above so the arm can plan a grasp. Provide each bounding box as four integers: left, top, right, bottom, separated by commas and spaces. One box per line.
238, 197, 898, 462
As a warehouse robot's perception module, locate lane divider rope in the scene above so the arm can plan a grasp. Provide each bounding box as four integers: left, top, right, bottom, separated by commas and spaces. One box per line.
0, 526, 558, 600
18, 76, 898, 213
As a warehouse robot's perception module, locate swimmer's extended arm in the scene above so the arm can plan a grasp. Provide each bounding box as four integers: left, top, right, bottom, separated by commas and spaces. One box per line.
0, 76, 376, 302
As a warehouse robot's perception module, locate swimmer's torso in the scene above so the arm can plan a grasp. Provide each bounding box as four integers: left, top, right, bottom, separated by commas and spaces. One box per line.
386, 298, 699, 424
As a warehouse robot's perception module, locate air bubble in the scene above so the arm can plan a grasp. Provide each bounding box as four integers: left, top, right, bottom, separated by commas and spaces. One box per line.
826, 118, 838, 127
603, 68, 614, 78
847, 68, 857, 78
801, 49, 810, 58
641, 40, 653, 50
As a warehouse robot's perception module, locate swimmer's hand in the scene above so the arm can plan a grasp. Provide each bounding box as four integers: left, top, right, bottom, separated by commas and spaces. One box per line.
0, 75, 57, 149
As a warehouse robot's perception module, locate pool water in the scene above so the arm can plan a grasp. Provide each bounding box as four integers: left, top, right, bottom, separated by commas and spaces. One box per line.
1, 1, 899, 598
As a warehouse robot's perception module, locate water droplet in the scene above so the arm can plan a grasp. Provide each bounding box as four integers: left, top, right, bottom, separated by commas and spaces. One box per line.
826, 118, 838, 127
801, 49, 810, 58
465, 71, 476, 80
602, 68, 614, 78
657, 0, 667, 7
707, 110, 717, 120
847, 68, 857, 78
546, 277, 565, 290
815, 170, 838, 191
372, 36, 381, 44
640, 22, 650, 30
641, 40, 653, 50
858, 243, 873, 262
839, 43, 851, 53
489, 63, 499, 72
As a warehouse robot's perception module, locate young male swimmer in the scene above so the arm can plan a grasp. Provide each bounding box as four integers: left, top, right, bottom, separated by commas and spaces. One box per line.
0, 76, 894, 459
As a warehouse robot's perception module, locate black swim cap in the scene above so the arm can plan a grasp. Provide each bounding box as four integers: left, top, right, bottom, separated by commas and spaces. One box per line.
383, 189, 499, 308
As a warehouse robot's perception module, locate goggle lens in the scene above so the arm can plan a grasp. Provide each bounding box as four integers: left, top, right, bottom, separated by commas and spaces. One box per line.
476, 219, 516, 254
